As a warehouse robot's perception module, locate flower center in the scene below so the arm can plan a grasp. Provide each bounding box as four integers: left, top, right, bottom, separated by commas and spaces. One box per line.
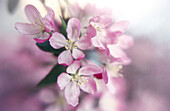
33, 18, 45, 31
107, 64, 123, 77
65, 39, 78, 50
71, 74, 88, 85
91, 22, 105, 32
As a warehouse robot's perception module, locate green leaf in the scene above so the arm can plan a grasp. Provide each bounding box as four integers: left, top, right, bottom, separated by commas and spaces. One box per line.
60, 16, 67, 30
36, 40, 56, 52
59, 16, 67, 37
37, 64, 66, 87
36, 40, 65, 56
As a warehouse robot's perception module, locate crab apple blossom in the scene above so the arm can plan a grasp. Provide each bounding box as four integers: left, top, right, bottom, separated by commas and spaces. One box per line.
15, 4, 55, 43
87, 15, 129, 49
57, 60, 103, 106
49, 18, 91, 66
107, 35, 134, 65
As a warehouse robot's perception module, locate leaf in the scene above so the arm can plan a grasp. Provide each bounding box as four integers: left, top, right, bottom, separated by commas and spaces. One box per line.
37, 64, 66, 87
36, 40, 55, 52
60, 16, 67, 30
36, 40, 65, 56
59, 16, 67, 37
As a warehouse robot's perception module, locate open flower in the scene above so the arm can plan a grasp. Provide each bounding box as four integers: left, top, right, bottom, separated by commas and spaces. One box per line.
107, 35, 134, 65
49, 18, 91, 66
57, 60, 103, 106
15, 4, 55, 43
87, 15, 129, 49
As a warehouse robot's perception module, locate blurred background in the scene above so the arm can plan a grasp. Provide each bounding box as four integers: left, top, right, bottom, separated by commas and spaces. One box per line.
0, 0, 170, 111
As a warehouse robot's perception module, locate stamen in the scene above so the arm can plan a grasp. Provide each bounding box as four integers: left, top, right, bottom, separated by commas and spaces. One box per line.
33, 18, 45, 31
108, 64, 123, 77
65, 39, 79, 50
71, 74, 88, 85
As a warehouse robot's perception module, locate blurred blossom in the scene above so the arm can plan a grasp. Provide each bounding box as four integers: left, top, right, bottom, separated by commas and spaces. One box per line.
67, 2, 112, 33
0, 35, 56, 99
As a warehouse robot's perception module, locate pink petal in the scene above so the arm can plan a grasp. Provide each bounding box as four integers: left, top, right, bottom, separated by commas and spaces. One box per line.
104, 31, 122, 44
79, 77, 97, 94
117, 35, 134, 49
107, 45, 127, 59
91, 37, 106, 49
66, 18, 81, 41
15, 22, 41, 34
49, 32, 67, 49
86, 25, 96, 38
72, 48, 85, 60
43, 7, 55, 32
110, 21, 129, 32
57, 73, 72, 90
33, 32, 50, 43
37, 32, 50, 39
34, 38, 48, 43
89, 15, 112, 27
64, 82, 80, 106
79, 64, 103, 75
58, 50, 73, 66
45, 7, 55, 22
25, 5, 42, 23
102, 67, 108, 84
76, 35, 91, 50
66, 60, 81, 74
94, 73, 103, 79
98, 15, 113, 27
106, 77, 126, 95
43, 19, 54, 32
89, 16, 100, 23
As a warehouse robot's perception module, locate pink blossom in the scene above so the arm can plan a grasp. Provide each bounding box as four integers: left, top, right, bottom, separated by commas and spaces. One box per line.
49, 18, 91, 66
95, 34, 133, 84
15, 5, 55, 43
57, 60, 103, 106
107, 35, 134, 65
87, 15, 129, 49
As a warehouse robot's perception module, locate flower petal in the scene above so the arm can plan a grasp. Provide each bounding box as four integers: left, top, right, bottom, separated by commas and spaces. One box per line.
34, 38, 48, 43
79, 77, 97, 94
66, 18, 81, 41
66, 60, 81, 74
33, 32, 50, 43
58, 50, 73, 66
117, 35, 134, 49
43, 7, 55, 32
49, 32, 67, 49
57, 73, 72, 90
64, 82, 80, 106
15, 22, 41, 34
107, 45, 127, 58
89, 15, 112, 27
110, 21, 129, 32
86, 25, 96, 38
76, 35, 91, 50
45, 7, 55, 22
91, 37, 106, 49
106, 77, 126, 95
102, 67, 108, 84
72, 48, 85, 60
25, 4, 42, 23
79, 64, 103, 75
104, 31, 122, 44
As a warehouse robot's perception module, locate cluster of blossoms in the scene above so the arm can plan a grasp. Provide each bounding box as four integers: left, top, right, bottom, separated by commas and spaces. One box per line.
15, 3, 133, 107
